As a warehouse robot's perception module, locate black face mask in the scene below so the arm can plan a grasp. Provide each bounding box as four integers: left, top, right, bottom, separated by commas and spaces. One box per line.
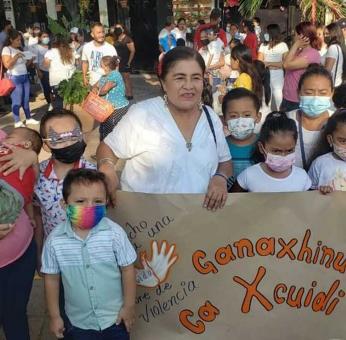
114, 27, 123, 37
201, 39, 209, 46
51, 140, 86, 164
324, 36, 332, 45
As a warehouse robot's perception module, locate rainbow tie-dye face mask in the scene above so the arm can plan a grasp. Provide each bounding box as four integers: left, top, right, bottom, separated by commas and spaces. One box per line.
66, 205, 106, 230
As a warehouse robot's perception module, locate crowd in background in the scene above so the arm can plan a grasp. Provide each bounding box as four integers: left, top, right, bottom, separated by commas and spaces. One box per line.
1, 7, 346, 340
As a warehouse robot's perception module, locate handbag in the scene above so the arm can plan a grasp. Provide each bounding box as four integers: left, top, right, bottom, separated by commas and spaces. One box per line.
0, 62, 15, 96
82, 90, 114, 123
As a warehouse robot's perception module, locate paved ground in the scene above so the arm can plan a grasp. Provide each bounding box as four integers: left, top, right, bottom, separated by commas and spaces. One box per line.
0, 73, 161, 340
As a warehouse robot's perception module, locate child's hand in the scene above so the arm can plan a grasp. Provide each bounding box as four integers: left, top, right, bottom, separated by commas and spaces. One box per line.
0, 223, 15, 240
49, 316, 65, 339
319, 185, 334, 195
116, 305, 135, 333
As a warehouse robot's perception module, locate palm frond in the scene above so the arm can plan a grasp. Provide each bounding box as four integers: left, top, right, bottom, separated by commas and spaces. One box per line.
238, 0, 263, 18
299, 0, 346, 21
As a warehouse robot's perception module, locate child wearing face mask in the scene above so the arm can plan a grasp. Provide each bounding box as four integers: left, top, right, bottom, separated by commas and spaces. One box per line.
223, 88, 261, 178
34, 109, 95, 339
92, 55, 129, 141
34, 109, 95, 266
286, 65, 334, 169
309, 110, 346, 193
232, 111, 311, 192
42, 169, 136, 340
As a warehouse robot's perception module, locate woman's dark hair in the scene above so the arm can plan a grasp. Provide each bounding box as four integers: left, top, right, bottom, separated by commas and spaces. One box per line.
229, 38, 241, 48
326, 22, 346, 80
51, 34, 73, 65
254, 60, 271, 106
310, 109, 346, 162
38, 30, 50, 39
266, 24, 283, 48
333, 84, 346, 109
298, 64, 333, 92
222, 88, 261, 118
159, 46, 205, 80
231, 45, 263, 103
243, 20, 255, 33
253, 111, 298, 163
177, 17, 186, 24
101, 55, 120, 70
202, 78, 213, 107
5, 29, 21, 47
63, 169, 108, 202
295, 21, 321, 50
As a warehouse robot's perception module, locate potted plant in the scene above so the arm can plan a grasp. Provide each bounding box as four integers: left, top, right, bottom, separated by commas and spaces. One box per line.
58, 71, 88, 111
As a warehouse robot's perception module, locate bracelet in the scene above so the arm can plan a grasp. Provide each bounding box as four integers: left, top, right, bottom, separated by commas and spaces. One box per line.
98, 158, 116, 169
213, 172, 228, 182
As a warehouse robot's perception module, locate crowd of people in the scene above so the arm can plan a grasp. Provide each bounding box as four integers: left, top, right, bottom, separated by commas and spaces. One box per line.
0, 7, 346, 340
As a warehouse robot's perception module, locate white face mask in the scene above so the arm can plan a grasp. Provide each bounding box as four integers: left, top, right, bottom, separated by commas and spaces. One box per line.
227, 117, 255, 140
333, 144, 346, 161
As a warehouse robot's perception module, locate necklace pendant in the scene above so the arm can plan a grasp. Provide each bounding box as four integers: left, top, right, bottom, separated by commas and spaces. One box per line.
186, 142, 192, 152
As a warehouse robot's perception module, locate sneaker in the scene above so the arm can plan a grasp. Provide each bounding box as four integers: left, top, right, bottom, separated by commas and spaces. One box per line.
25, 118, 40, 125
14, 121, 25, 128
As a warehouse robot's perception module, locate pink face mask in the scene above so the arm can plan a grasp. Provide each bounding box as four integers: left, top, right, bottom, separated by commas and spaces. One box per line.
265, 152, 296, 172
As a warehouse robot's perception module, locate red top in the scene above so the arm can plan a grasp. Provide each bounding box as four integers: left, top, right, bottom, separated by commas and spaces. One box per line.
244, 32, 258, 60
0, 149, 35, 205
194, 23, 227, 50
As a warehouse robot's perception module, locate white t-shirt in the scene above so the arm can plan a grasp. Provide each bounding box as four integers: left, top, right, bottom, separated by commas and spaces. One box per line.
44, 48, 76, 86
319, 44, 328, 65
208, 38, 224, 67
238, 163, 312, 192
259, 42, 289, 82
30, 44, 49, 71
104, 96, 231, 193
287, 110, 333, 168
1, 46, 28, 76
28, 36, 38, 47
199, 47, 211, 67
308, 152, 346, 190
326, 44, 344, 87
81, 41, 117, 85
171, 28, 186, 42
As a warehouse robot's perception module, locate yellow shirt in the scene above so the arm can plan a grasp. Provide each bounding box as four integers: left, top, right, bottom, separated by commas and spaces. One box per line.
234, 73, 253, 91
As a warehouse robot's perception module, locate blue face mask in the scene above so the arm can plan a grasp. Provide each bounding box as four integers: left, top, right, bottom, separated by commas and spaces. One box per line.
299, 96, 331, 117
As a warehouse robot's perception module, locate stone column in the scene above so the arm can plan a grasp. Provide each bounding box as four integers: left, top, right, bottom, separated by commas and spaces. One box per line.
98, 0, 109, 27
46, 0, 57, 20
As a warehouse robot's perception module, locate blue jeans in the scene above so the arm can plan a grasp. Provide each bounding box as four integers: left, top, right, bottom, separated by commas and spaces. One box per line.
70, 323, 129, 340
0, 239, 36, 340
280, 98, 299, 113
10, 74, 32, 122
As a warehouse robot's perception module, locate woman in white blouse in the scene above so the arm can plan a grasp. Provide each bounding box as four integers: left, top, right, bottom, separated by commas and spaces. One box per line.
258, 24, 289, 111
324, 22, 345, 87
97, 47, 232, 211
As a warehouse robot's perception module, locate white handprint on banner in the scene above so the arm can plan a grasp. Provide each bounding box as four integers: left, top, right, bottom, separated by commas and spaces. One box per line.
136, 241, 178, 288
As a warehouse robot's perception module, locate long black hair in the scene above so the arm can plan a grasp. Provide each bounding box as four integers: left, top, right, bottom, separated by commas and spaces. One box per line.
253, 111, 298, 163
310, 109, 346, 163
266, 24, 283, 49
231, 45, 263, 102
254, 60, 271, 106
326, 22, 346, 82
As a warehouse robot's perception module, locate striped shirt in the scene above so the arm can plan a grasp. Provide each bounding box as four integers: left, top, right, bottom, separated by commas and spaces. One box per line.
41, 217, 137, 330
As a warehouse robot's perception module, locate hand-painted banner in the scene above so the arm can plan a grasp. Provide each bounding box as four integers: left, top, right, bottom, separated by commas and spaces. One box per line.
110, 192, 346, 340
